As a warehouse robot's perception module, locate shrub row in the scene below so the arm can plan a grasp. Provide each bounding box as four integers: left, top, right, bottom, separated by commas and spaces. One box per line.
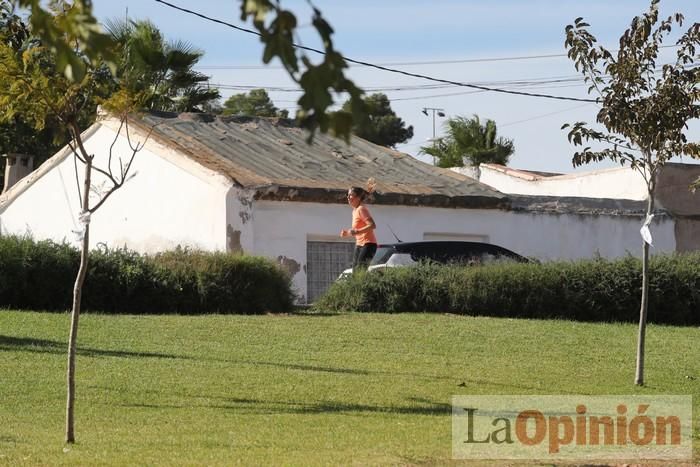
316, 254, 700, 325
0, 235, 294, 314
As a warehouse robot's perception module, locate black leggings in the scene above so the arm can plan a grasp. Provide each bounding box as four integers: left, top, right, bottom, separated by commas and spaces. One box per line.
352, 243, 377, 271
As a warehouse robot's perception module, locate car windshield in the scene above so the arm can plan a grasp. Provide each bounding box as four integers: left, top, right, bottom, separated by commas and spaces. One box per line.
370, 246, 395, 266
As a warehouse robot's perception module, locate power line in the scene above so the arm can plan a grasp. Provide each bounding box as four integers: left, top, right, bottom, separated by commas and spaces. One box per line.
212, 65, 681, 105
211, 78, 591, 104
393, 104, 594, 151
235, 84, 584, 104
210, 83, 458, 92
196, 53, 573, 70
210, 76, 587, 93
385, 84, 578, 104
500, 104, 595, 127
196, 46, 680, 70
153, 0, 597, 103
208, 62, 682, 101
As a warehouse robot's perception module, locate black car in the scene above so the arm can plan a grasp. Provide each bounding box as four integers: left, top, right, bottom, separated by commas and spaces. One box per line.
339, 241, 530, 278
369, 241, 530, 268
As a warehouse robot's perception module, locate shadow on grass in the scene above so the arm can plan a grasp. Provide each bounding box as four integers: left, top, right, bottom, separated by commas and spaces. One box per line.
0, 335, 185, 360
122, 396, 452, 416
456, 377, 588, 395
212, 358, 457, 382
279, 400, 452, 416
229, 359, 576, 395
237, 359, 375, 376
180, 357, 567, 393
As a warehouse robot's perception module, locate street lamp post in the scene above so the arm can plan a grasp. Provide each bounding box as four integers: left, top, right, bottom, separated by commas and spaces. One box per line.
422, 107, 445, 165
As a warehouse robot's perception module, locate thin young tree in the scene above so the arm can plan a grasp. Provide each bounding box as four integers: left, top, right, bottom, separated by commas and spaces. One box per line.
11, 0, 367, 444
0, 3, 153, 442
63, 119, 151, 443
563, 0, 700, 385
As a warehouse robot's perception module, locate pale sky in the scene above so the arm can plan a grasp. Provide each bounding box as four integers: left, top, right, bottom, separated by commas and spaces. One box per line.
91, 0, 700, 173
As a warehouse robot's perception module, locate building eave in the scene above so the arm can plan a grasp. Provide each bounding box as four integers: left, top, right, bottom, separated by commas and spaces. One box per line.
252, 185, 510, 209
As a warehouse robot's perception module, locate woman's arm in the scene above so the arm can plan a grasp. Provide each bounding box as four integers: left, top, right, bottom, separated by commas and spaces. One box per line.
349, 218, 375, 235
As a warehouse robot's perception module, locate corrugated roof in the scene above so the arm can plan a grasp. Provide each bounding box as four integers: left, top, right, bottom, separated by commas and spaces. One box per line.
132, 112, 508, 208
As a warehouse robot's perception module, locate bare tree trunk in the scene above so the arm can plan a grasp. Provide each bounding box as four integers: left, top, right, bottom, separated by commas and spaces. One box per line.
65, 156, 92, 444
634, 193, 654, 386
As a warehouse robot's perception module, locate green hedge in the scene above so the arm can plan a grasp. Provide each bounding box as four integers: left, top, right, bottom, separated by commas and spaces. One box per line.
316, 253, 700, 325
0, 235, 294, 314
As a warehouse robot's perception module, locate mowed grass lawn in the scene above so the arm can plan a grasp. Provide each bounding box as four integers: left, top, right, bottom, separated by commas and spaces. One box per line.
1, 310, 698, 466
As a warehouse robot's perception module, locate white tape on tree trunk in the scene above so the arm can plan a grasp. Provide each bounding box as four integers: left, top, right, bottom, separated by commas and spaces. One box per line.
640, 213, 654, 246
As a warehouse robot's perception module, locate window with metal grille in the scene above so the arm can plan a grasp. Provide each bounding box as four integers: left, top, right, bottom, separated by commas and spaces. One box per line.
306, 240, 354, 303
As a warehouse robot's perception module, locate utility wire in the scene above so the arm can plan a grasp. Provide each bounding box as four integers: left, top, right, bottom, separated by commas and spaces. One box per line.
211, 79, 590, 103
207, 64, 677, 93
209, 77, 586, 93
153, 0, 598, 103
394, 102, 591, 147
197, 46, 679, 70
196, 53, 573, 69
209, 80, 605, 96
212, 65, 674, 103
263, 84, 585, 103
500, 104, 595, 128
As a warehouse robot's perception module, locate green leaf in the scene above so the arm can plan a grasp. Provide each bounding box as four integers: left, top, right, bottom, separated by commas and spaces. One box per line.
330, 110, 353, 142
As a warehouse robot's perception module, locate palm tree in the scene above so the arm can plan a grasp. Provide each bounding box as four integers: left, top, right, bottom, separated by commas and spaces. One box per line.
105, 18, 220, 112
421, 115, 514, 168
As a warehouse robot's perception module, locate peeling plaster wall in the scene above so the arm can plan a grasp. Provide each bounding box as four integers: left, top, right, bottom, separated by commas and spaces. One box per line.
0, 123, 230, 252
225, 187, 254, 254
250, 200, 676, 303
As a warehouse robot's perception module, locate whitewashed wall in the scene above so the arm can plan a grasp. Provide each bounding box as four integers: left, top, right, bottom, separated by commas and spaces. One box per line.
476, 165, 648, 200
0, 120, 677, 305
250, 200, 675, 303
0, 121, 230, 252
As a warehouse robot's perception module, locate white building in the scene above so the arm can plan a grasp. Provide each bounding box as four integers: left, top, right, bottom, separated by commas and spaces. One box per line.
457, 163, 700, 253
472, 164, 649, 200
0, 112, 682, 303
